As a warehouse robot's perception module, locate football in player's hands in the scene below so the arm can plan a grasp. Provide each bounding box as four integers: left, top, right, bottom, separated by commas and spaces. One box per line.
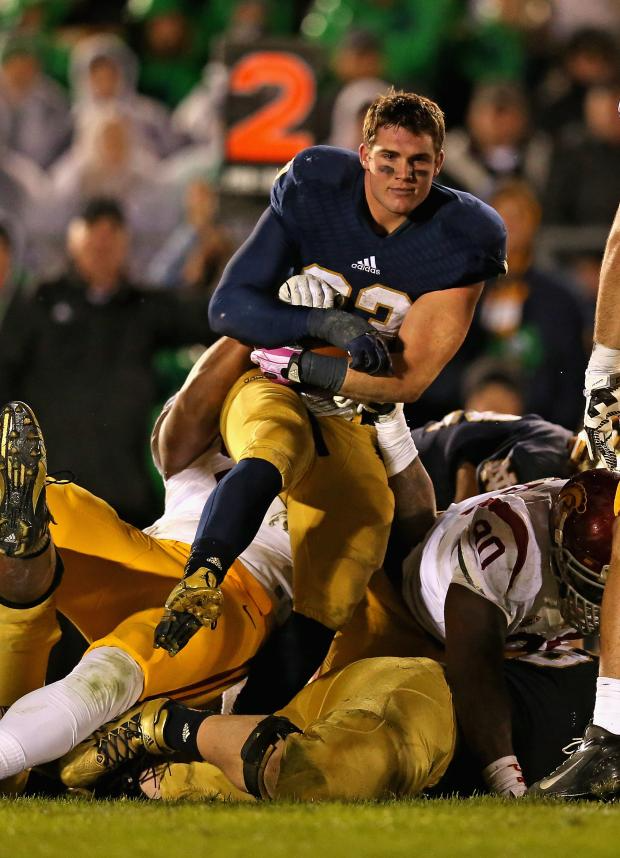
278, 274, 345, 309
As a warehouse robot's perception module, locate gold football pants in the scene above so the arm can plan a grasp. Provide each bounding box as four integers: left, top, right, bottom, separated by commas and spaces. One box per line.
0, 482, 276, 709
221, 371, 394, 630
157, 656, 455, 802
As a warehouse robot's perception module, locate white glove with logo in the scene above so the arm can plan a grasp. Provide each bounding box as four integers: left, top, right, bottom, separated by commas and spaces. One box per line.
584, 343, 620, 470
278, 274, 344, 308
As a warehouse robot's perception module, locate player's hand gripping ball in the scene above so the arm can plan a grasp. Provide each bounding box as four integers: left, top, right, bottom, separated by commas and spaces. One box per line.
154, 568, 224, 656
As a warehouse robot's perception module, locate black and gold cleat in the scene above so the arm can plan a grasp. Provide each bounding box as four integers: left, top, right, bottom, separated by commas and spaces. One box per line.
0, 402, 49, 558
60, 698, 172, 788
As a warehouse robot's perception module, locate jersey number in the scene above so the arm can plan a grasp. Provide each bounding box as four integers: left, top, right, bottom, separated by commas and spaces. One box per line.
303, 265, 412, 336
472, 519, 505, 569
226, 52, 316, 163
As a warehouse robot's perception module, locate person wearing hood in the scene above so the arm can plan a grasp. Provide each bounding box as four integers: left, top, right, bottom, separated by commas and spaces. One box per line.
69, 33, 180, 159
0, 33, 71, 169
50, 103, 182, 278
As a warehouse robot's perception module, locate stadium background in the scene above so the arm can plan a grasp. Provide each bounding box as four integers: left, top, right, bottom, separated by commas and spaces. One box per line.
0, 0, 618, 528
0, 2, 619, 853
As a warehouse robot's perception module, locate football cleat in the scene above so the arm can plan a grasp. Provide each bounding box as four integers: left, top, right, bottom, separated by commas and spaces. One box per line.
59, 698, 172, 788
0, 402, 49, 558
529, 723, 620, 800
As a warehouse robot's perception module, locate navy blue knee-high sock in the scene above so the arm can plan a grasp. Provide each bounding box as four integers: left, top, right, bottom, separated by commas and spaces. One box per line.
185, 458, 282, 579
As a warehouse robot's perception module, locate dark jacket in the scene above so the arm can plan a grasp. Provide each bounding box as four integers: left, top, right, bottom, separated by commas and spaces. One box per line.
0, 272, 211, 525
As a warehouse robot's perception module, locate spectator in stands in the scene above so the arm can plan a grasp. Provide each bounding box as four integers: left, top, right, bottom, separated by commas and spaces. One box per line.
69, 33, 179, 158
0, 33, 71, 168
0, 198, 211, 526
442, 82, 550, 201
302, 0, 457, 90
472, 181, 588, 429
0, 105, 52, 273
326, 30, 390, 151
147, 176, 233, 295
543, 78, 620, 228
127, 0, 205, 108
51, 104, 181, 278
536, 28, 619, 137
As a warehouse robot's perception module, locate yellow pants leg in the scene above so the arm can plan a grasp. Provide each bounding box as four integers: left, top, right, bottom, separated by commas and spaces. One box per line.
48, 482, 191, 642
0, 598, 61, 711
276, 656, 455, 800
88, 561, 275, 706
222, 371, 394, 630
321, 569, 445, 674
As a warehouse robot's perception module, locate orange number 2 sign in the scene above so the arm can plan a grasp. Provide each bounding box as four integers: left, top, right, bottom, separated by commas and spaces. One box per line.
226, 51, 316, 164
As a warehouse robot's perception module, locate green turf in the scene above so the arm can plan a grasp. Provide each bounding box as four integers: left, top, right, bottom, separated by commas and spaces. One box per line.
2, 797, 620, 858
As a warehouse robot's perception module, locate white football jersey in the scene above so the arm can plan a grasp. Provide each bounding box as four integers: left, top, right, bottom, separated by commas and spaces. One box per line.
402, 479, 578, 650
144, 425, 293, 623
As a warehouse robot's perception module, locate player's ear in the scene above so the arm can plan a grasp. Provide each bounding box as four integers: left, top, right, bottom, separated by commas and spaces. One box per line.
433, 150, 445, 176
359, 142, 369, 170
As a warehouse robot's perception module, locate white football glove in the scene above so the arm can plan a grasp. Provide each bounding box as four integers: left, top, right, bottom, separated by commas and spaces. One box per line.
278, 274, 344, 309
584, 344, 620, 470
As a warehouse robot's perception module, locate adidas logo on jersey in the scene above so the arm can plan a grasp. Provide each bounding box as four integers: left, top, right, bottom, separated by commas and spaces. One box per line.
351, 255, 380, 274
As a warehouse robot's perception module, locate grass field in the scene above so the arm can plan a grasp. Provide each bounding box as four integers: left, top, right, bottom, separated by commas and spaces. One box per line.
2, 797, 620, 858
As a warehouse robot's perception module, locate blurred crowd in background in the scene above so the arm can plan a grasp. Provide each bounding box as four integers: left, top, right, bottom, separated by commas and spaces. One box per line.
0, 0, 618, 527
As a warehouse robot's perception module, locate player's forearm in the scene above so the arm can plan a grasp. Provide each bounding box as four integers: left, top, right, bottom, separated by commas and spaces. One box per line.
158, 337, 252, 477
594, 204, 620, 349
445, 587, 516, 771
208, 209, 312, 347
338, 353, 435, 403
388, 461, 437, 552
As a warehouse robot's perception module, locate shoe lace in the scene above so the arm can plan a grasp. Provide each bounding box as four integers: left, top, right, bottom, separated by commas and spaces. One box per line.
97, 713, 143, 768
562, 737, 584, 755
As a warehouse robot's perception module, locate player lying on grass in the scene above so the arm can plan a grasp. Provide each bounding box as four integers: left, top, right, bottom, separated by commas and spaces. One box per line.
150, 90, 507, 708
58, 648, 598, 802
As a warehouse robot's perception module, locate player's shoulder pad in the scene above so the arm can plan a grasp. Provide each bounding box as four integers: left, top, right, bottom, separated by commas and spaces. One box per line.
455, 494, 539, 609
271, 146, 361, 217
438, 186, 508, 278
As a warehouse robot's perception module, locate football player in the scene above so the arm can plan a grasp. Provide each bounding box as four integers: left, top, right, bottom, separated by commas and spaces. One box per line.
0, 335, 439, 789
411, 409, 577, 510
153, 91, 507, 703
0, 338, 298, 790
525, 203, 620, 800
58, 648, 598, 802
57, 404, 606, 799
321, 404, 610, 797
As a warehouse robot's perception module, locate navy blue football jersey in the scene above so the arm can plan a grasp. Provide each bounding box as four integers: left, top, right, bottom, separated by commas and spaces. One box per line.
210, 146, 507, 346
413, 410, 574, 510
270, 147, 507, 338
